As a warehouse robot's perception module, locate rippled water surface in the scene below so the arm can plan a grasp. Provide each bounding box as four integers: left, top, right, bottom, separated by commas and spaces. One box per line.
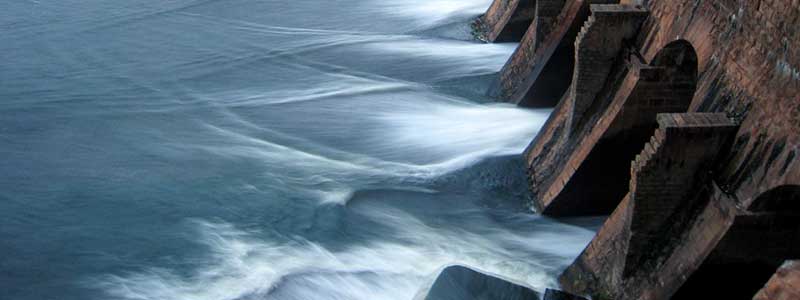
0, 1, 599, 299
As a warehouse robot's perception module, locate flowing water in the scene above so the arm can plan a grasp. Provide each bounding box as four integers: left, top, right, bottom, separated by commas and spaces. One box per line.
0, 1, 600, 299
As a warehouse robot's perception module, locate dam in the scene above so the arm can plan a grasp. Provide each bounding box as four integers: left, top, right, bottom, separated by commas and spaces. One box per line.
0, 0, 797, 299
442, 0, 800, 299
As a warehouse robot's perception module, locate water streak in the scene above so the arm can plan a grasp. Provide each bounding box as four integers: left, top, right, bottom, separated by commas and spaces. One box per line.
0, 0, 598, 299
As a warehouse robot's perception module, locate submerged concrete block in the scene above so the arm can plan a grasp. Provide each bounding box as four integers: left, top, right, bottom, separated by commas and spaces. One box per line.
424, 266, 539, 300
543, 288, 588, 300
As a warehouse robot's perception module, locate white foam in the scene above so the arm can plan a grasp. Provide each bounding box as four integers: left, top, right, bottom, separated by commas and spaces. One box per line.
164, 97, 548, 206
361, 39, 517, 77
375, 102, 549, 159
374, 0, 493, 27
97, 211, 595, 300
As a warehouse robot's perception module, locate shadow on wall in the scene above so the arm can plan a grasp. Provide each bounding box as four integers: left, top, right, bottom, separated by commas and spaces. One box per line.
672, 185, 800, 300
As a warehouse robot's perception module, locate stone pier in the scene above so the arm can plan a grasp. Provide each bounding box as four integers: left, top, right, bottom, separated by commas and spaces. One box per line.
523, 4, 669, 216
488, 0, 627, 107
559, 113, 739, 300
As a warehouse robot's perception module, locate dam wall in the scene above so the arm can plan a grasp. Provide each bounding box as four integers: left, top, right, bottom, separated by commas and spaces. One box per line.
473, 0, 800, 298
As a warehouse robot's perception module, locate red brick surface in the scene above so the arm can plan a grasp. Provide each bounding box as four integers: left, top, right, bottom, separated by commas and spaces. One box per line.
754, 261, 800, 300
636, 0, 800, 207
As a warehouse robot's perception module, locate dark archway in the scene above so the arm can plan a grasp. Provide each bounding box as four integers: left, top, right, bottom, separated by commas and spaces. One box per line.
673, 185, 800, 299
648, 39, 698, 95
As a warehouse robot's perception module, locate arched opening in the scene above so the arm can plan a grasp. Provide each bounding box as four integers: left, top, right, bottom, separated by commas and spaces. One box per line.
544, 40, 699, 216
648, 39, 698, 93
748, 185, 800, 212
672, 185, 800, 299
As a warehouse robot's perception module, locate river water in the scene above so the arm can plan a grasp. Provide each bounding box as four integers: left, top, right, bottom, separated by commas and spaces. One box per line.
0, 1, 599, 299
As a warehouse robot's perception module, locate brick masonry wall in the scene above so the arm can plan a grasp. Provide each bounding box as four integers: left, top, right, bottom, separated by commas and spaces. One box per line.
521, 0, 799, 214
634, 0, 800, 206
569, 5, 648, 130
525, 6, 689, 216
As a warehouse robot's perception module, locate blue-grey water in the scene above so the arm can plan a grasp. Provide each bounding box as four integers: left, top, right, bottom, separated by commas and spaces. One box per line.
0, 1, 599, 299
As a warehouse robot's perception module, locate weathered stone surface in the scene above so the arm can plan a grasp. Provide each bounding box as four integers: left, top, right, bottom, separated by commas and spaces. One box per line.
424, 266, 539, 300
754, 260, 800, 300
